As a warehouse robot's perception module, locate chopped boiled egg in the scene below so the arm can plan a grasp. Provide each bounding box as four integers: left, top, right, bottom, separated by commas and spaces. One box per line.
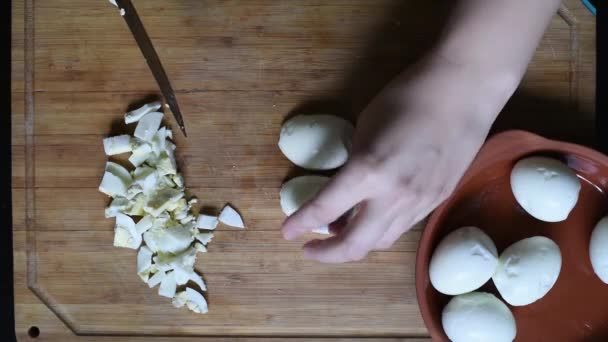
135, 215, 154, 235
147, 270, 165, 288
113, 214, 141, 249
143, 225, 193, 254
125, 101, 162, 124
137, 246, 153, 274
144, 187, 184, 217
134, 112, 163, 142
196, 214, 219, 230
219, 205, 245, 228
128, 141, 153, 167
172, 291, 187, 308
185, 288, 209, 314
195, 232, 214, 245
99, 162, 132, 198
105, 197, 129, 218
159, 271, 178, 298
103, 135, 132, 155
194, 242, 207, 253
100, 101, 247, 314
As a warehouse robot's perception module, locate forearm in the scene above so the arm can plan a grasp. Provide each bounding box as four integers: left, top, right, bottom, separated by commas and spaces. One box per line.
438, 0, 562, 78
390, 0, 561, 127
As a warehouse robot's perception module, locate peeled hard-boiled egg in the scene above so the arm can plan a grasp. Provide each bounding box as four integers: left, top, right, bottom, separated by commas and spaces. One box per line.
590, 216, 608, 284
280, 175, 330, 216
510, 156, 581, 222
278, 114, 354, 170
493, 236, 561, 306
429, 226, 498, 295
280, 175, 331, 235
442, 292, 516, 342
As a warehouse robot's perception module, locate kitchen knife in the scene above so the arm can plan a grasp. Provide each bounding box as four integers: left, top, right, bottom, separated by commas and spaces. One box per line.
114, 0, 187, 136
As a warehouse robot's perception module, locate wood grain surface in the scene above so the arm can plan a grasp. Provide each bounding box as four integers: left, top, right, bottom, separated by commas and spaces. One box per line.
12, 0, 595, 340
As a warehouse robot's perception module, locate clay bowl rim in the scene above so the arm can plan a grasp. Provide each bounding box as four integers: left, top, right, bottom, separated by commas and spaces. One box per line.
414, 129, 608, 341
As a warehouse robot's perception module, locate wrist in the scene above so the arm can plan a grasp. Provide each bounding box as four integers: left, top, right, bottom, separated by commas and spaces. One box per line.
408, 51, 521, 124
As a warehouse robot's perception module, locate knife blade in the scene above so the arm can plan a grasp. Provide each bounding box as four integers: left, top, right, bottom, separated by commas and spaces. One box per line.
114, 0, 187, 136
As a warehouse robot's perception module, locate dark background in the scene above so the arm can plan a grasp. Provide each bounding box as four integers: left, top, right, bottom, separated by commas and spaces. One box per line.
2, 0, 16, 340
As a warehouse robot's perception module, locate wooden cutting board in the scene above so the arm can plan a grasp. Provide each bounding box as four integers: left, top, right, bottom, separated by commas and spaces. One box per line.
11, 0, 595, 340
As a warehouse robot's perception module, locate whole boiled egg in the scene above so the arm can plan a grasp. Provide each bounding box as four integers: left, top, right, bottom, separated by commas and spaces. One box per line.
429, 226, 498, 295
278, 114, 354, 170
442, 291, 516, 342
590, 216, 608, 284
510, 156, 581, 222
492, 236, 562, 306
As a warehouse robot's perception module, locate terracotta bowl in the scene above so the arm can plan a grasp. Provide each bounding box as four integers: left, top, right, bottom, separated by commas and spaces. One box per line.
416, 130, 608, 341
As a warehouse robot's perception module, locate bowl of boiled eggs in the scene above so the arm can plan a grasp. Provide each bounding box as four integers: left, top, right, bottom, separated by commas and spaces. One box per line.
416, 130, 608, 342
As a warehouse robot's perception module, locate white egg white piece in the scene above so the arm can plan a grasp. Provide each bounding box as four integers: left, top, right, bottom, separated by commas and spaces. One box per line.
150, 127, 170, 156
156, 151, 178, 175
148, 271, 166, 288
106, 161, 132, 184
510, 156, 581, 222
143, 225, 193, 254
124, 101, 162, 124
196, 214, 219, 230
113, 213, 141, 249
134, 112, 164, 142
172, 291, 187, 308
137, 246, 153, 274
104, 197, 129, 218
159, 271, 178, 298
442, 292, 516, 342
135, 215, 154, 235
185, 287, 209, 314
590, 216, 608, 284
103, 135, 132, 155
99, 162, 133, 198
195, 232, 214, 245
172, 174, 184, 188
493, 236, 562, 306
279, 114, 354, 170
125, 183, 143, 200
429, 226, 498, 295
219, 205, 245, 228
194, 242, 207, 253
99, 172, 128, 198
128, 142, 153, 167
144, 187, 184, 217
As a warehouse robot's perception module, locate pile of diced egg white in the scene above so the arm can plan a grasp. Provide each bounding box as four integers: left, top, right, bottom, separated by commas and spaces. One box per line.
430, 156, 608, 342
99, 101, 245, 314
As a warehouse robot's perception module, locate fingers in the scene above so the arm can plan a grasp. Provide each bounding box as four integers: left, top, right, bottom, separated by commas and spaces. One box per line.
374, 215, 411, 250
374, 196, 441, 250
302, 201, 395, 263
281, 164, 370, 240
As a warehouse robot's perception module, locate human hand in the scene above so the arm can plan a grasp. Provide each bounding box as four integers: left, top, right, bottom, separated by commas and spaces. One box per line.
281, 57, 518, 263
